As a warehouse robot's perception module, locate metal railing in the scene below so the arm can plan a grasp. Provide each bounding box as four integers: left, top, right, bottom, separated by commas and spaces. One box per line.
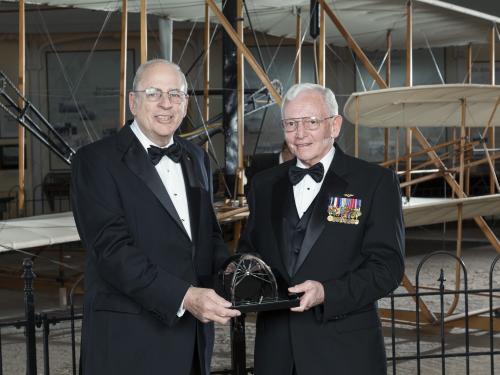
0, 260, 83, 375
0, 253, 499, 375
385, 252, 500, 374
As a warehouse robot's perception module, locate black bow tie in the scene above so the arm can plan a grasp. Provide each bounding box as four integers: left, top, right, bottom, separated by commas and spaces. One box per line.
288, 163, 324, 185
147, 143, 183, 165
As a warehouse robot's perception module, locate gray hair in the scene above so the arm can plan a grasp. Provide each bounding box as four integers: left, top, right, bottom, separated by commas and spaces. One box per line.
132, 59, 188, 92
281, 83, 338, 118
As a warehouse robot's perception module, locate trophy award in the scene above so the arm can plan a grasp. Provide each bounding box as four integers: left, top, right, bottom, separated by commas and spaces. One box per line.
218, 253, 300, 313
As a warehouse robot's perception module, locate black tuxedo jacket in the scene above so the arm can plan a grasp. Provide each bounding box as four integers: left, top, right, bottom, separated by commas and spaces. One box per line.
71, 124, 228, 375
239, 145, 405, 375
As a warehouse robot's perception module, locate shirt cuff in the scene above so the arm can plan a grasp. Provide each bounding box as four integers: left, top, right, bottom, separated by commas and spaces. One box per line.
177, 293, 187, 317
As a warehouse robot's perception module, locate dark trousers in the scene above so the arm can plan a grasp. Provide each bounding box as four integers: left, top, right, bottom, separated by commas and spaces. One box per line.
190, 335, 202, 375
190, 360, 201, 375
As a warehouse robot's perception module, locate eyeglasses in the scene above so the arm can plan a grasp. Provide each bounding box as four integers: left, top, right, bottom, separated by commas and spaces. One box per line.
133, 87, 188, 104
281, 116, 335, 132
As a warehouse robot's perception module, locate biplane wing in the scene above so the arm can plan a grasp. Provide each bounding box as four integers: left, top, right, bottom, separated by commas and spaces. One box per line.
2, 195, 500, 252
0, 212, 78, 252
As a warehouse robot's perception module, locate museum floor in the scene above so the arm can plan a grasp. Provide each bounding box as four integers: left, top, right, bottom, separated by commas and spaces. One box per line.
0, 223, 499, 374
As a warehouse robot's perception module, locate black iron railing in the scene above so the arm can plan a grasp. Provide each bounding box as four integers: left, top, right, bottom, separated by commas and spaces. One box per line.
0, 253, 499, 375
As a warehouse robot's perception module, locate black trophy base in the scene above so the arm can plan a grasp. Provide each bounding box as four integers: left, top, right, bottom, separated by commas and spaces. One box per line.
231, 294, 301, 313
217, 254, 302, 313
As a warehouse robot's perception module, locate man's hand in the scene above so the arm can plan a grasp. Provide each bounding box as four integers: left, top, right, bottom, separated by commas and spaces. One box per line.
183, 287, 241, 324
288, 280, 325, 312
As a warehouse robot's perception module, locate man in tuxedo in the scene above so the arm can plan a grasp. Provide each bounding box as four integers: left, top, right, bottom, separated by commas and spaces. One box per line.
71, 59, 240, 375
240, 83, 404, 374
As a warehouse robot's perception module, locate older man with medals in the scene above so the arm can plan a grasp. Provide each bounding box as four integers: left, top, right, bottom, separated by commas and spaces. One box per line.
239, 83, 405, 375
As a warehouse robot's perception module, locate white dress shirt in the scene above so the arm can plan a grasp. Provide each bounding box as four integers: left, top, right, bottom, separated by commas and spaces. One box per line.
293, 145, 335, 218
131, 121, 192, 240
131, 121, 191, 317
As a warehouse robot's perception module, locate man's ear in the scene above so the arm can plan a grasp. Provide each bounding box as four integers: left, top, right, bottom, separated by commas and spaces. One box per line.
129, 92, 137, 115
331, 115, 343, 138
182, 95, 189, 118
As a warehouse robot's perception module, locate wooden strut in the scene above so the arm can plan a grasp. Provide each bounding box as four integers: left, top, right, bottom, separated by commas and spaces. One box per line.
454, 152, 500, 170
489, 25, 496, 195
313, 40, 319, 85
409, 144, 470, 172
413, 128, 500, 253
119, 0, 128, 127
480, 95, 500, 193
401, 274, 437, 323
482, 141, 500, 193
18, 0, 26, 215
203, 2, 210, 139
410, 149, 462, 172
410, 143, 476, 170
405, 0, 413, 199
206, 0, 282, 105
236, 0, 244, 206
465, 43, 472, 194
295, 8, 301, 84
216, 206, 248, 221
384, 29, 391, 162
380, 138, 464, 167
355, 96, 359, 157
398, 171, 448, 188
140, 0, 147, 63
397, 152, 500, 188
379, 307, 500, 331
322, 2, 387, 89
395, 127, 400, 174
481, 95, 500, 141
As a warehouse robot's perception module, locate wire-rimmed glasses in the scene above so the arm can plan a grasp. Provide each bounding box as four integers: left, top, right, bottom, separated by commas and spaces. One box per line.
281, 115, 335, 132
133, 87, 188, 104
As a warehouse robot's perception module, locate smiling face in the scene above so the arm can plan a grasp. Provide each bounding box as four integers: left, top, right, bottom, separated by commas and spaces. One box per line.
129, 62, 188, 146
283, 90, 342, 167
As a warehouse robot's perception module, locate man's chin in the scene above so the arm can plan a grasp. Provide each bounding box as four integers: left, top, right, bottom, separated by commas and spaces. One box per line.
295, 151, 312, 162
154, 124, 179, 136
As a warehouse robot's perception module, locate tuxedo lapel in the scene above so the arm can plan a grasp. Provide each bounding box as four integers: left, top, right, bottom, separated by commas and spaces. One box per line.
293, 146, 349, 275
179, 149, 202, 250
271, 171, 293, 282
118, 126, 190, 239
177, 137, 208, 191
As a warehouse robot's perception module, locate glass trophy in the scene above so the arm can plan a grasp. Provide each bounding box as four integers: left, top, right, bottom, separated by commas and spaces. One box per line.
217, 253, 300, 313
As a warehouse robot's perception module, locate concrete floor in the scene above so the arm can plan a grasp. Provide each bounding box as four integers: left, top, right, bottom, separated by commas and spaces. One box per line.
0, 222, 499, 374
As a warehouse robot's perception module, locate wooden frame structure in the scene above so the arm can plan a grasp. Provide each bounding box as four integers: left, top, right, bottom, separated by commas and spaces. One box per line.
8, 0, 500, 330
344, 85, 500, 329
